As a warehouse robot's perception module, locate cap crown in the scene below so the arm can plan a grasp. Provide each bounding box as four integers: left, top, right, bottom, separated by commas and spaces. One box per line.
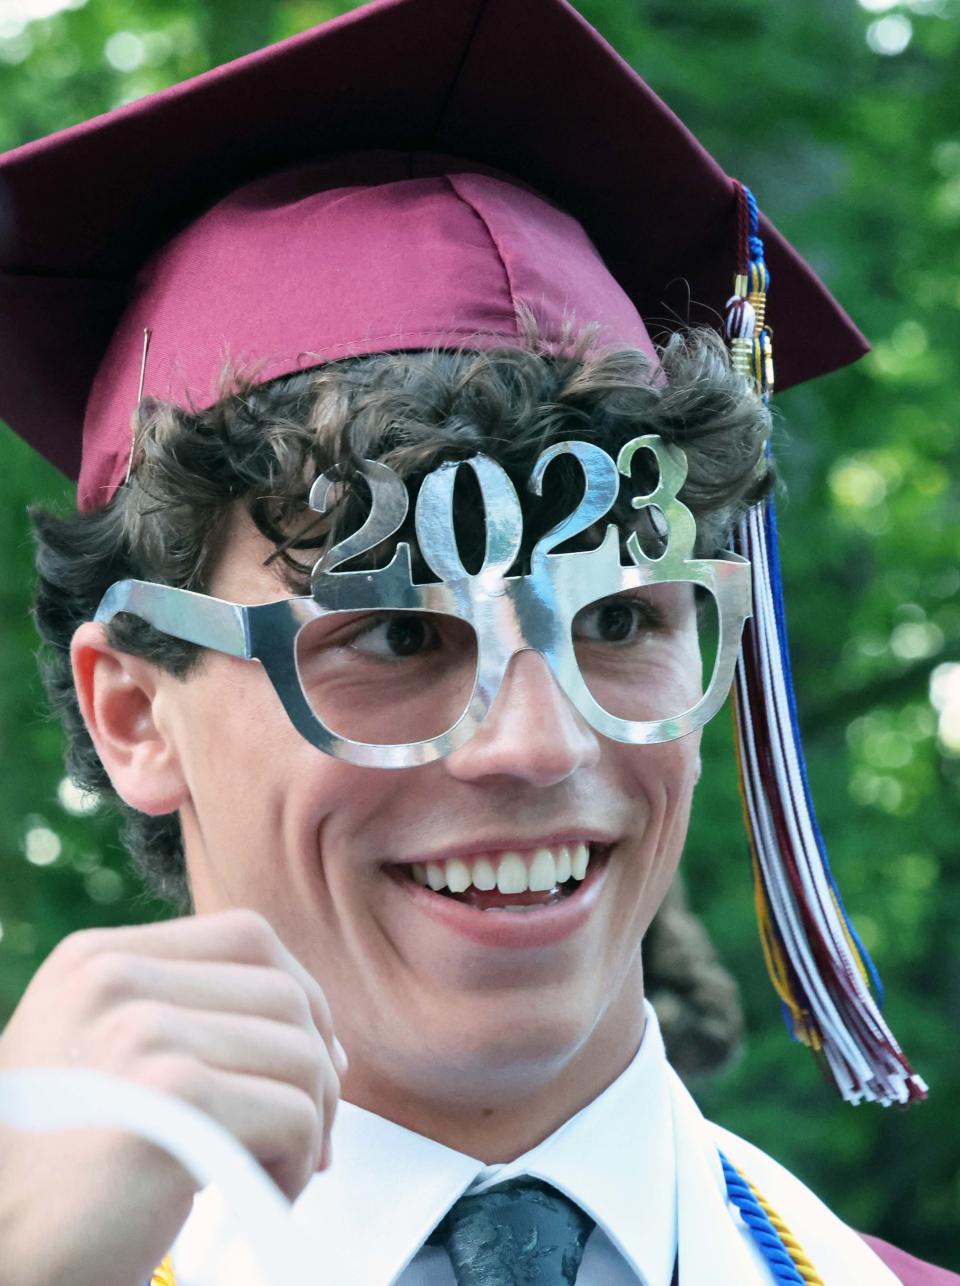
0, 0, 867, 508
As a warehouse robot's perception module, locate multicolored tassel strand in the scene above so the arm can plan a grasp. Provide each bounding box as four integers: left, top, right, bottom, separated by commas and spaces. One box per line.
726, 181, 926, 1106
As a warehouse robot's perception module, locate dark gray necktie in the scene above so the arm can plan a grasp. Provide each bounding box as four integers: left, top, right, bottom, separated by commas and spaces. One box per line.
428, 1177, 595, 1285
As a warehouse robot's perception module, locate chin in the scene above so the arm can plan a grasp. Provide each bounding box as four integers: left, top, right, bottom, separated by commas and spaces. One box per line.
397, 984, 614, 1097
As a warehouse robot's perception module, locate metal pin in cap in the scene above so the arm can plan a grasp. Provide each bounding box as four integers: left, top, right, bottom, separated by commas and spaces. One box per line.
125, 327, 152, 484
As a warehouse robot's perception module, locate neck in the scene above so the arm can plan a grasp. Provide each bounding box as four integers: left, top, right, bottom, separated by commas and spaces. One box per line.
341, 989, 646, 1163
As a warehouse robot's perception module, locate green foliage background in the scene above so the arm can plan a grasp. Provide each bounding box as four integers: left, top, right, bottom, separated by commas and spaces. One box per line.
0, 0, 957, 1268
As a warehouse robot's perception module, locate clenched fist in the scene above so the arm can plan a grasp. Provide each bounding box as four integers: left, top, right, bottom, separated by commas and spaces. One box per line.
0, 908, 346, 1286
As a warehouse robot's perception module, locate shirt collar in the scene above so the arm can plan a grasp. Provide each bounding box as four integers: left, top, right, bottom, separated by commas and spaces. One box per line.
290, 1100, 480, 1284
290, 1001, 678, 1286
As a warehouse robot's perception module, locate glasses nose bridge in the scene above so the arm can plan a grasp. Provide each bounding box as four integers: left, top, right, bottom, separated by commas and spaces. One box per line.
443, 642, 600, 785
472, 640, 595, 746
475, 591, 574, 712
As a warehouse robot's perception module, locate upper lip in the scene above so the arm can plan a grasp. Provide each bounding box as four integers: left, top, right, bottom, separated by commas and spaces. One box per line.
386, 831, 618, 867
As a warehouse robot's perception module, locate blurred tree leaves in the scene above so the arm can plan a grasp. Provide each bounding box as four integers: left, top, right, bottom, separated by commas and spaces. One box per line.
0, 0, 957, 1268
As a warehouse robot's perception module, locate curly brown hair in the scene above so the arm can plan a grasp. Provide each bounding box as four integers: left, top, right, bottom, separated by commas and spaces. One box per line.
32, 325, 772, 913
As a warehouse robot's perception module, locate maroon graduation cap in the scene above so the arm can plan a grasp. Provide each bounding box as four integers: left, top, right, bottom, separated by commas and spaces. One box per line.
0, 0, 865, 511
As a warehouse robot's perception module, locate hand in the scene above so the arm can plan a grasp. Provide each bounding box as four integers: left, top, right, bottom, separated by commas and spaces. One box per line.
0, 908, 346, 1286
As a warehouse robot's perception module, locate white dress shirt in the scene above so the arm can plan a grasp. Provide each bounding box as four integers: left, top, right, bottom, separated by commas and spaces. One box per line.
172, 1004, 900, 1285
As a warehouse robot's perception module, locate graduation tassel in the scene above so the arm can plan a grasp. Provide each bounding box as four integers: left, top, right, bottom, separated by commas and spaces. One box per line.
726, 181, 927, 1105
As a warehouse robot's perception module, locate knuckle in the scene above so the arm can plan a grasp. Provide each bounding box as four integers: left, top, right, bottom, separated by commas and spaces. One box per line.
306, 983, 333, 1033
50, 926, 106, 971
262, 1026, 326, 1111
326, 1066, 341, 1104
288, 1024, 321, 1070
80, 950, 140, 1004
301, 1031, 336, 1101
101, 1000, 166, 1062
322, 1080, 340, 1129
271, 973, 312, 1026
288, 1089, 321, 1152
142, 1053, 207, 1103
221, 908, 277, 958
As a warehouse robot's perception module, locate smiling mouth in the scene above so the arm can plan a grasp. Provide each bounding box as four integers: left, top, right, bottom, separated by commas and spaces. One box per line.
388, 842, 611, 912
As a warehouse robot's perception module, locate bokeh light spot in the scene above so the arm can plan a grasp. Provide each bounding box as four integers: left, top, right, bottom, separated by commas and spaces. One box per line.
898, 851, 939, 891
930, 661, 960, 712
934, 176, 960, 224
850, 912, 881, 954
58, 776, 100, 817
890, 620, 944, 660
104, 30, 146, 71
932, 141, 960, 177
830, 457, 887, 508
24, 825, 61, 866
931, 662, 960, 754
866, 13, 914, 54
85, 867, 125, 904
937, 703, 960, 755
891, 319, 928, 358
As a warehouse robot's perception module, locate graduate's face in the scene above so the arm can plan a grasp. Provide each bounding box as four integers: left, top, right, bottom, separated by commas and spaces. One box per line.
155, 512, 703, 1111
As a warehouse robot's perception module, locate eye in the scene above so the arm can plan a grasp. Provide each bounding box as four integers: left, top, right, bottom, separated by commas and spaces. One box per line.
573, 595, 663, 645
349, 613, 440, 659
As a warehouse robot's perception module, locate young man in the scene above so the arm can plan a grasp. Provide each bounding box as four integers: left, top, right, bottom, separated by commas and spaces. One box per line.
0, 0, 953, 1282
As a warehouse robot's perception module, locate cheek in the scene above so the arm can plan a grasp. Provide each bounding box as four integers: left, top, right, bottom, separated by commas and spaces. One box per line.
619, 727, 702, 814
175, 662, 292, 788
668, 630, 709, 703
618, 733, 700, 884
164, 659, 325, 876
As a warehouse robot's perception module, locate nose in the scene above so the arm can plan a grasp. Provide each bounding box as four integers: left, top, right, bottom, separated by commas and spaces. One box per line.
444, 649, 602, 786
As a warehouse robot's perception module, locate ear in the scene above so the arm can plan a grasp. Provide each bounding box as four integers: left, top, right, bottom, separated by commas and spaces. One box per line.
71, 621, 190, 815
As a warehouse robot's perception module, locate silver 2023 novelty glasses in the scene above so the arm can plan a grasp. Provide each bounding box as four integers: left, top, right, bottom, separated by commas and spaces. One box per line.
95, 434, 752, 768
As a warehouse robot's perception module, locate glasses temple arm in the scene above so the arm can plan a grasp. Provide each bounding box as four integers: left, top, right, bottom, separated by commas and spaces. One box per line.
94, 580, 252, 659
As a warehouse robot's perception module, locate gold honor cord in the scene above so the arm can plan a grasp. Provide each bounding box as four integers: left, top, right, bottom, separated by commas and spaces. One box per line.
733, 1164, 826, 1286
149, 1160, 825, 1286
150, 1257, 177, 1286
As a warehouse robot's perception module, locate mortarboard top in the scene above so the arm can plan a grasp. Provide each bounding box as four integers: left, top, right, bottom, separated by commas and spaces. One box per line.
0, 0, 868, 511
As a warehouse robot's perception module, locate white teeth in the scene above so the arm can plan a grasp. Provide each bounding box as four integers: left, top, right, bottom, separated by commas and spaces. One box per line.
405, 843, 597, 894
554, 846, 572, 884
471, 857, 497, 891
496, 852, 527, 894
445, 858, 471, 894
528, 848, 558, 892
